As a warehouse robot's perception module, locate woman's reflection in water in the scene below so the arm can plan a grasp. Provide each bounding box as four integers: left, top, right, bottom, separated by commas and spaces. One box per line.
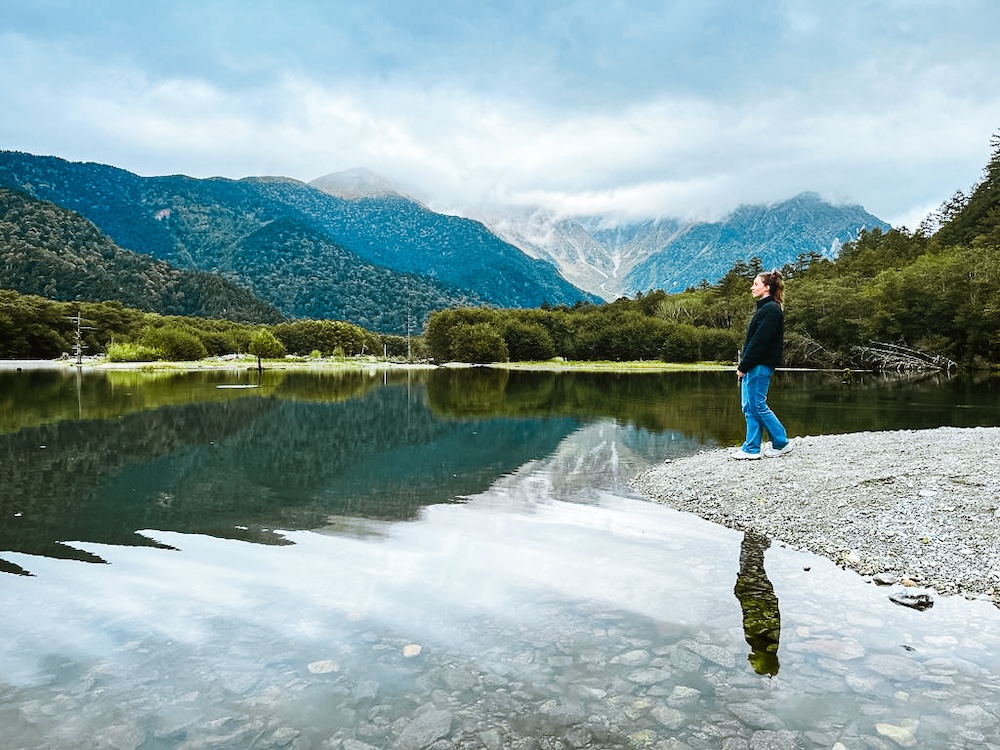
733, 531, 781, 676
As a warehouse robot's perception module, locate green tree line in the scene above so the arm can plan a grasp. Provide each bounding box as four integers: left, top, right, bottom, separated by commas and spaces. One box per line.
0, 290, 397, 361
424, 300, 743, 365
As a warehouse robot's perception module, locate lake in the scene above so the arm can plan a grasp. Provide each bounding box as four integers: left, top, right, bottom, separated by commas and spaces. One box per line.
2, 366, 1000, 749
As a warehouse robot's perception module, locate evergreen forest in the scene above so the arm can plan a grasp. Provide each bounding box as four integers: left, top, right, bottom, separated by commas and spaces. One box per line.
0, 187, 283, 323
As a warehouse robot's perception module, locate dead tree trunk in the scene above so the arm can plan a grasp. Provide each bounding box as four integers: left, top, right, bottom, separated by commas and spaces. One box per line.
852, 342, 957, 372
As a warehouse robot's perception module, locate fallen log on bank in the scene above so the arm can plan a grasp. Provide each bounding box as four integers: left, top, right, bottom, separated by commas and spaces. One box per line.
852, 341, 957, 372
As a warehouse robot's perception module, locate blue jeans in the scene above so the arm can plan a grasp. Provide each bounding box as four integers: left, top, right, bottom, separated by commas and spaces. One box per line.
740, 365, 788, 454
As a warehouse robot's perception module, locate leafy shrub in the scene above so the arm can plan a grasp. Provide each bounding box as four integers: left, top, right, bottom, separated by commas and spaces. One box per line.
273, 319, 378, 356
105, 341, 162, 362
425, 308, 502, 361
381, 334, 410, 358
698, 327, 742, 362
248, 327, 286, 360
141, 325, 208, 361
660, 324, 700, 362
226, 328, 253, 354
502, 320, 556, 361
570, 311, 668, 360
448, 322, 509, 363
199, 331, 236, 357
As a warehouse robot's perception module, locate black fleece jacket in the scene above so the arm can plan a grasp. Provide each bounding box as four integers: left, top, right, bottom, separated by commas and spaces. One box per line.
738, 297, 784, 372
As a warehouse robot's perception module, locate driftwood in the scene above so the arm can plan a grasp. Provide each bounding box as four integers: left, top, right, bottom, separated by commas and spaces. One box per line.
852, 341, 957, 372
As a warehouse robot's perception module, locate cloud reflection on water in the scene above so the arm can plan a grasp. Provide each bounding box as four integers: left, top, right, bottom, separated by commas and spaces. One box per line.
4, 404, 1000, 746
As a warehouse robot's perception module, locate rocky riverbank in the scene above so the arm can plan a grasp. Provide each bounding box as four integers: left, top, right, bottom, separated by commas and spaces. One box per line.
630, 426, 1000, 604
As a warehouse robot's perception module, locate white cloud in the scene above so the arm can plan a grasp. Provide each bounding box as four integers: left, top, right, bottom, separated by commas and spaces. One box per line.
2, 2, 999, 226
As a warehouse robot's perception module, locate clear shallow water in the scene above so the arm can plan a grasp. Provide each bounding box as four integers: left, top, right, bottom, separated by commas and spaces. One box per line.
2, 368, 1000, 749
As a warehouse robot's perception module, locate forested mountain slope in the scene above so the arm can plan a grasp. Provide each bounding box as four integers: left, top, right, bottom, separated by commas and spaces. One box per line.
229, 217, 481, 333
0, 187, 282, 322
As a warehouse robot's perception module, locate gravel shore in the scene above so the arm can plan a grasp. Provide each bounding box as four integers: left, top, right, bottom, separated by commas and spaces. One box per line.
629, 426, 1000, 603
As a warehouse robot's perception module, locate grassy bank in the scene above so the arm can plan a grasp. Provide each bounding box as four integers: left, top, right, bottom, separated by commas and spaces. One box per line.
0, 355, 739, 373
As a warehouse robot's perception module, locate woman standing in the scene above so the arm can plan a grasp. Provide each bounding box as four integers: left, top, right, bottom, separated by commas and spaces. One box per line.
733, 270, 793, 460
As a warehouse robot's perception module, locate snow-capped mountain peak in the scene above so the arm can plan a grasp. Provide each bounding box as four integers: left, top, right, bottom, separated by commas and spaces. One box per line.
307, 167, 890, 302
466, 193, 888, 300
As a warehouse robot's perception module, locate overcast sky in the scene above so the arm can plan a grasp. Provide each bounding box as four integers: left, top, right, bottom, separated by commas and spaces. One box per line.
3, 0, 998, 227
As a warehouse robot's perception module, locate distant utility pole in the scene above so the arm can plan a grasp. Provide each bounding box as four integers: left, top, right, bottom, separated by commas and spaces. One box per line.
406, 285, 412, 361
68, 311, 94, 365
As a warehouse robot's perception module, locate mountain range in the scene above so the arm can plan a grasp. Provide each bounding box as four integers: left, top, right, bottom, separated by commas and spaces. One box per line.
0, 152, 593, 332
0, 150, 888, 332
459, 192, 888, 299
315, 168, 887, 299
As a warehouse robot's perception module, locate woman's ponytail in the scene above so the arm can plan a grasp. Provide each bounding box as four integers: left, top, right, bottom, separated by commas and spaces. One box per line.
762, 269, 784, 307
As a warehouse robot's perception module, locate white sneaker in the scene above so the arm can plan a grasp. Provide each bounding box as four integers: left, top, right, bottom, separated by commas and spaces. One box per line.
731, 448, 762, 460
764, 440, 794, 458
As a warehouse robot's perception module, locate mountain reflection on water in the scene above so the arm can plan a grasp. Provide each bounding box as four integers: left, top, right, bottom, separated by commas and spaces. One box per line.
2, 367, 1000, 748
1, 368, 588, 574
2, 366, 999, 574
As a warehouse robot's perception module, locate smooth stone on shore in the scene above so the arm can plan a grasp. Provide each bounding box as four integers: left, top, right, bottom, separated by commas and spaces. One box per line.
306, 659, 340, 674
686, 642, 737, 668
889, 590, 934, 610
785, 638, 865, 661
749, 729, 798, 750
650, 705, 686, 729
340, 741, 380, 750
394, 708, 453, 750
666, 685, 703, 708
626, 729, 658, 747
611, 649, 652, 666
875, 718, 919, 746
626, 668, 672, 685
865, 654, 927, 681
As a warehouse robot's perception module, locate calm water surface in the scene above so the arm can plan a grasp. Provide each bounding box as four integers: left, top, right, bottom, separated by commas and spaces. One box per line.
2, 366, 1000, 749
